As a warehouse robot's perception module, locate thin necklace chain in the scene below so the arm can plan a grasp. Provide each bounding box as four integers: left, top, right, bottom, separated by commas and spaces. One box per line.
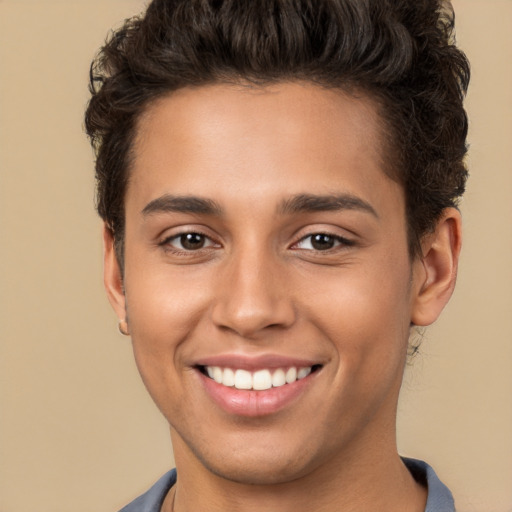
170, 487, 176, 512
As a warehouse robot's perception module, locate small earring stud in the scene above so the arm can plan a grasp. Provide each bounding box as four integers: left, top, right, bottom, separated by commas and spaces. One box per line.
118, 319, 130, 336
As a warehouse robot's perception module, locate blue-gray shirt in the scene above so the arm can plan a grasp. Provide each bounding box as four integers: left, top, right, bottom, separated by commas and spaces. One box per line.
119, 458, 454, 512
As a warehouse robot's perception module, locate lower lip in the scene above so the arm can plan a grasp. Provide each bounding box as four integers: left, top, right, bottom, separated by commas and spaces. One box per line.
198, 370, 317, 417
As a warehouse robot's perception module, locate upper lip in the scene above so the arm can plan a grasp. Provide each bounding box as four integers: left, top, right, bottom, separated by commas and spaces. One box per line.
193, 353, 325, 371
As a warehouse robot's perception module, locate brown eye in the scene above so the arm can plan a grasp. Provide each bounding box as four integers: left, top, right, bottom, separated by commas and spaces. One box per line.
163, 232, 217, 251
294, 233, 354, 251
180, 233, 206, 250
310, 234, 336, 250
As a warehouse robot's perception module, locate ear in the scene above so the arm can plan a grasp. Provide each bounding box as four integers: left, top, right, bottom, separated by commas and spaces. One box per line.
410, 208, 462, 327
103, 224, 127, 326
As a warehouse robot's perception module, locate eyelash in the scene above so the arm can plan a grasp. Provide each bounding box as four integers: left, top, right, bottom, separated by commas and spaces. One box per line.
159, 231, 355, 254
293, 233, 355, 252
159, 231, 218, 253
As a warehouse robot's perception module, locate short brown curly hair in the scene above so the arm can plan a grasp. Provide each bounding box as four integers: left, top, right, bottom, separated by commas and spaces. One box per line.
85, 0, 469, 261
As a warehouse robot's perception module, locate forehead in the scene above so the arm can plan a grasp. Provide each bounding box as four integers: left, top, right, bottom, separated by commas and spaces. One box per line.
134, 82, 385, 163
127, 82, 399, 215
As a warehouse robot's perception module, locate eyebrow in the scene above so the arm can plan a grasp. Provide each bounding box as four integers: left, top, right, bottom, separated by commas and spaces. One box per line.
142, 194, 223, 216
278, 193, 379, 218
141, 192, 378, 219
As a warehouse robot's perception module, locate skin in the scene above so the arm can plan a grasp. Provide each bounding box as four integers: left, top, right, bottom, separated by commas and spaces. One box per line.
104, 82, 461, 511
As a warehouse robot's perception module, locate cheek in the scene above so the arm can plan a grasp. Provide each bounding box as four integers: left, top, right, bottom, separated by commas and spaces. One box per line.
302, 255, 413, 365
124, 275, 213, 422
309, 266, 412, 422
124, 265, 213, 378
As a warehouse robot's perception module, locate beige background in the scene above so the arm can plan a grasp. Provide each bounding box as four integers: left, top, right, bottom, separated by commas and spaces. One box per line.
0, 1, 510, 511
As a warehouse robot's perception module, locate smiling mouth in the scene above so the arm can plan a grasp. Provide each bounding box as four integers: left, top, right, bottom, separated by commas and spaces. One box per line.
198, 365, 322, 391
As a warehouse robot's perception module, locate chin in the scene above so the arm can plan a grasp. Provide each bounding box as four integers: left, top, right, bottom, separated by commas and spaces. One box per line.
185, 434, 324, 486
203, 457, 314, 486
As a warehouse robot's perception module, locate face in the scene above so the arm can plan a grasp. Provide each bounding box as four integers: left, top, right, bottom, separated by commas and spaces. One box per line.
105, 82, 446, 485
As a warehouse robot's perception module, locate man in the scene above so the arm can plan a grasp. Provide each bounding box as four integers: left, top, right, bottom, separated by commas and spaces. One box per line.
85, 1, 469, 510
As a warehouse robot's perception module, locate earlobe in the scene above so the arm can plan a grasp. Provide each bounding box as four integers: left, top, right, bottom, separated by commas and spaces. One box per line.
102, 224, 127, 325
411, 208, 462, 327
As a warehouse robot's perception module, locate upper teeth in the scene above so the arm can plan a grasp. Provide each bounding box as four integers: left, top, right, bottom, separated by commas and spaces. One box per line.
205, 366, 312, 390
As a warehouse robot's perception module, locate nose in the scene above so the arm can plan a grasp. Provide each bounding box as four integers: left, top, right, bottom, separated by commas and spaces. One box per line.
211, 246, 296, 339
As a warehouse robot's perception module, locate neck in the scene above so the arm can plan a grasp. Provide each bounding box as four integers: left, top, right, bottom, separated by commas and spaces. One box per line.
165, 431, 426, 512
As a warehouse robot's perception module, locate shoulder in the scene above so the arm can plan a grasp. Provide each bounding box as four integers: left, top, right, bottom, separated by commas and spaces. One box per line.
402, 457, 455, 512
118, 469, 177, 512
